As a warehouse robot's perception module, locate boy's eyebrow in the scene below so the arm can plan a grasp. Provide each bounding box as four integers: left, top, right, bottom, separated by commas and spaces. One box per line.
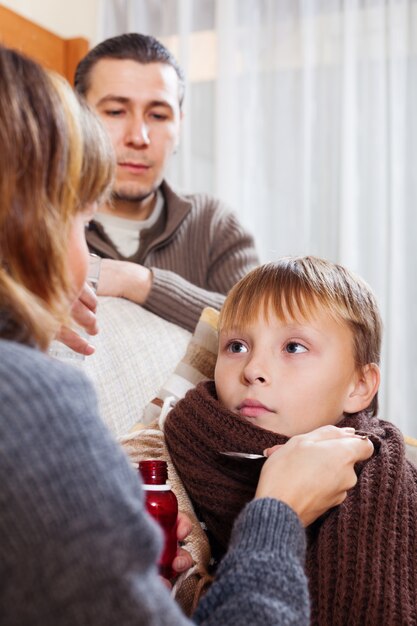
221, 320, 326, 335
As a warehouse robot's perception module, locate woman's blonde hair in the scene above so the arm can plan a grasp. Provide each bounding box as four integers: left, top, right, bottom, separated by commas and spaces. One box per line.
0, 46, 114, 350
220, 257, 382, 416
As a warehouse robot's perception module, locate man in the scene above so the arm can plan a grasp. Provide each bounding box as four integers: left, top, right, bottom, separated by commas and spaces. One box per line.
74, 33, 259, 332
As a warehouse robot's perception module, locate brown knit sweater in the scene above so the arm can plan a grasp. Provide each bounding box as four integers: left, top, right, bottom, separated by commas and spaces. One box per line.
164, 381, 417, 625
86, 180, 259, 331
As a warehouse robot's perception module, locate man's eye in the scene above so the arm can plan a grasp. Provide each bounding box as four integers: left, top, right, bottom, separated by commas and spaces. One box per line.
228, 341, 247, 354
150, 112, 168, 121
285, 342, 307, 354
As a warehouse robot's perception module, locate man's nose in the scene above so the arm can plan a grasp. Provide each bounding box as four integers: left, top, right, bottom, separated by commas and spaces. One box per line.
126, 117, 150, 147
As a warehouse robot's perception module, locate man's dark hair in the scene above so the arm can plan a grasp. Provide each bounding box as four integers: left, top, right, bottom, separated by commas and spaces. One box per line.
74, 33, 185, 107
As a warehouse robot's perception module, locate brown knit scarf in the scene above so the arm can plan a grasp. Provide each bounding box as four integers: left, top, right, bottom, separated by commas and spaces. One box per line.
164, 380, 417, 625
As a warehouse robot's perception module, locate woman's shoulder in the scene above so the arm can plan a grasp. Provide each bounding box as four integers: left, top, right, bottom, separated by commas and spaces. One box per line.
0, 339, 133, 494
0, 339, 99, 440
0, 338, 92, 398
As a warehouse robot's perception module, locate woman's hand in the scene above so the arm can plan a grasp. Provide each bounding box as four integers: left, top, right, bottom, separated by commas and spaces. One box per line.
256, 425, 374, 526
159, 511, 194, 589
172, 511, 194, 574
55, 282, 99, 356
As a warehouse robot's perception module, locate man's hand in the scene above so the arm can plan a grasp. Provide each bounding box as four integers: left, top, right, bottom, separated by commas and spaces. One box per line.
256, 425, 374, 526
55, 283, 98, 356
96, 259, 153, 305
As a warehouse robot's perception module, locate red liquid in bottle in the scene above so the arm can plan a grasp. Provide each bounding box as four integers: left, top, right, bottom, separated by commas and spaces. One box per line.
139, 460, 178, 579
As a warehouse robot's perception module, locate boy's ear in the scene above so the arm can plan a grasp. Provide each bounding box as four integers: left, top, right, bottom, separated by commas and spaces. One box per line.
344, 363, 380, 414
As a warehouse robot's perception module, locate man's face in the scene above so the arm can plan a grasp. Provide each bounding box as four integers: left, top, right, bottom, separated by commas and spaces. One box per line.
85, 59, 182, 203
215, 305, 364, 437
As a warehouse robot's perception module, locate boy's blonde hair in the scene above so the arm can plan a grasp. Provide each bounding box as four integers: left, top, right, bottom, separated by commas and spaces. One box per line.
0, 47, 114, 350
219, 256, 382, 416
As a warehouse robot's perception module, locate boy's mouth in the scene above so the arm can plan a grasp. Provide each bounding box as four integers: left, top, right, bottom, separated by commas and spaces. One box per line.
237, 399, 273, 418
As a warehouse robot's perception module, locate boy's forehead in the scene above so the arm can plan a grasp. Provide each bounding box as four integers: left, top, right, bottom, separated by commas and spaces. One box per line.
220, 294, 348, 331
219, 309, 351, 346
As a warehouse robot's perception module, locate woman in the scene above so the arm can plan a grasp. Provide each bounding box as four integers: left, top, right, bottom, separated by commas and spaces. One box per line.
0, 46, 373, 625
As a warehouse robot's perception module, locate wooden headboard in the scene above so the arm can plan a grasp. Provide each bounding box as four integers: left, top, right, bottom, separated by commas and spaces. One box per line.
0, 4, 88, 84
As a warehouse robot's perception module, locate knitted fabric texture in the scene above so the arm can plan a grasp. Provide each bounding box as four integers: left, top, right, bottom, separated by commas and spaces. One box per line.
164, 381, 285, 550
164, 380, 417, 625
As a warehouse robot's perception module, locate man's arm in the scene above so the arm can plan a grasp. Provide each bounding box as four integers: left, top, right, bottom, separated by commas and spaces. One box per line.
96, 260, 228, 331
148, 207, 259, 330
95, 206, 259, 331
147, 268, 227, 330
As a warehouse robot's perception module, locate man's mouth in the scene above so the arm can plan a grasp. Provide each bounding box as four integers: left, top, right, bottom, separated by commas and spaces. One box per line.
237, 399, 273, 418
118, 161, 151, 172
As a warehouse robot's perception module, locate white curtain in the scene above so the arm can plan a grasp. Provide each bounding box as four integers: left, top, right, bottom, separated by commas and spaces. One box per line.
99, 0, 417, 438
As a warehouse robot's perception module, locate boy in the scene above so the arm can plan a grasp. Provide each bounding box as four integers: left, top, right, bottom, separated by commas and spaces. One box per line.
164, 256, 417, 625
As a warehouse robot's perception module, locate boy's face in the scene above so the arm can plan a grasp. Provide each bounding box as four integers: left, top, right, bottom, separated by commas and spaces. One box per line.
215, 306, 363, 437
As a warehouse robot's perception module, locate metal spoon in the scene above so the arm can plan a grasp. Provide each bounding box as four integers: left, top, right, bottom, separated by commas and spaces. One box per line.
220, 431, 370, 461
220, 451, 265, 459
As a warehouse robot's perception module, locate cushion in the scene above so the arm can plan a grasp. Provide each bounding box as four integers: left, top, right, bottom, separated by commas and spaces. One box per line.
83, 297, 191, 437
140, 306, 219, 426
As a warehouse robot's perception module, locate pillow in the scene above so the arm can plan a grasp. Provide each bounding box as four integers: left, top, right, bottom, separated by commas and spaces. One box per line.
83, 297, 192, 437
140, 306, 219, 426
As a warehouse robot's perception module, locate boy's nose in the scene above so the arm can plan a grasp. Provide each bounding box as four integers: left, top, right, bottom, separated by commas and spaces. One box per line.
242, 359, 270, 385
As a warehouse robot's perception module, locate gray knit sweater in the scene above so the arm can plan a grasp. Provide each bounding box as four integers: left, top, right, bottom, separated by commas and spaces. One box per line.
0, 339, 309, 625
87, 181, 259, 331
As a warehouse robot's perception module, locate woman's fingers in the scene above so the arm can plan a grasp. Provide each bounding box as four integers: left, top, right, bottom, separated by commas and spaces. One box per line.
264, 425, 368, 457
171, 511, 193, 574
256, 427, 374, 526
71, 283, 99, 336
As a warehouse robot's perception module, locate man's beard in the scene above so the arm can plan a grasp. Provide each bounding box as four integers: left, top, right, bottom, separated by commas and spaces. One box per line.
111, 188, 155, 204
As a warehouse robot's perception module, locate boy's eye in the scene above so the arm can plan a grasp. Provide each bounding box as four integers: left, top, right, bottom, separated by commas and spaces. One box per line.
104, 109, 124, 117
285, 341, 307, 354
227, 341, 248, 354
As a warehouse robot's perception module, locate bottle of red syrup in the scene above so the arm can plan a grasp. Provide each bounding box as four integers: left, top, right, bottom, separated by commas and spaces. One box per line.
139, 460, 178, 579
